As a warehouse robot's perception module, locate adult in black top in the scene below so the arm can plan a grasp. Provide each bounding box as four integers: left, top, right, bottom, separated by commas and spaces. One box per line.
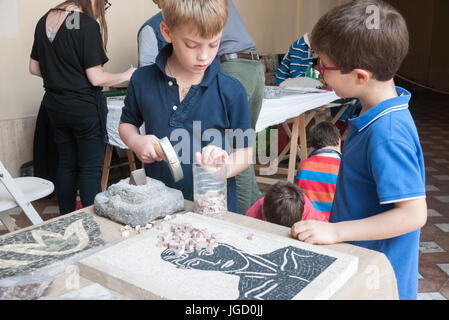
30, 0, 136, 214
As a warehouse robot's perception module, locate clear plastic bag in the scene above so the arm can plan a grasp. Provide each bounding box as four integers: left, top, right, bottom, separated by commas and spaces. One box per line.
193, 163, 227, 218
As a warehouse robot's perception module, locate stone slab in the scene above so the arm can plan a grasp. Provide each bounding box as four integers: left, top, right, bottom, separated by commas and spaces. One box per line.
79, 213, 358, 300
0, 212, 106, 280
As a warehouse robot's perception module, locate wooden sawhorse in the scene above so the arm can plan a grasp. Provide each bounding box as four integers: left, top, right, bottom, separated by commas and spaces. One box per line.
256, 99, 356, 185
101, 145, 138, 192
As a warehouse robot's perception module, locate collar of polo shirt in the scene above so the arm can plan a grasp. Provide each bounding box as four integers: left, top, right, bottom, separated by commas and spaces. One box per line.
349, 87, 412, 133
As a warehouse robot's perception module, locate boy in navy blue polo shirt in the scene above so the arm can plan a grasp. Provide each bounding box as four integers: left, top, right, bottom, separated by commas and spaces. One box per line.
291, 0, 427, 300
119, 0, 253, 213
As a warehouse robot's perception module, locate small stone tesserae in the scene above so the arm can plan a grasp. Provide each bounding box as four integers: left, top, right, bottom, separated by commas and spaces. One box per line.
193, 163, 228, 218
156, 223, 219, 257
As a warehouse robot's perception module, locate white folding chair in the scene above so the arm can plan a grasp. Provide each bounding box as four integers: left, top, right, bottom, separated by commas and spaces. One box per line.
0, 160, 54, 232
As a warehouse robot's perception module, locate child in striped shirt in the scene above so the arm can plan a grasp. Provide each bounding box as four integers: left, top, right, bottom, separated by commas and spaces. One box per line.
296, 122, 342, 221
275, 33, 315, 85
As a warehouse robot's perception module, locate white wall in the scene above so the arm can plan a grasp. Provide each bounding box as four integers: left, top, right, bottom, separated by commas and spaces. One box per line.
0, 0, 158, 121
234, 0, 301, 55
0, 0, 348, 121
0, 0, 346, 175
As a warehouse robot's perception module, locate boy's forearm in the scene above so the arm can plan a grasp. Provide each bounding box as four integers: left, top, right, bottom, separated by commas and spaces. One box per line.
335, 198, 427, 243
226, 147, 253, 178
119, 122, 141, 151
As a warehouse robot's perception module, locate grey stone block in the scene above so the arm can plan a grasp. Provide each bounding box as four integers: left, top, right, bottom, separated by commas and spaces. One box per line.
94, 178, 185, 228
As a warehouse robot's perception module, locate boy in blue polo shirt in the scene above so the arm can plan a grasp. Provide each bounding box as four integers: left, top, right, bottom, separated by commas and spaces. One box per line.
119, 0, 253, 214
291, 0, 427, 300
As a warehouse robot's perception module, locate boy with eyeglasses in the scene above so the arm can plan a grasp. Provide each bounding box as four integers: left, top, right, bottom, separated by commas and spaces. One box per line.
291, 0, 427, 300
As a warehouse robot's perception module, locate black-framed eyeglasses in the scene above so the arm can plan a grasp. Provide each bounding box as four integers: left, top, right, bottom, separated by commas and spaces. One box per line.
105, 1, 112, 10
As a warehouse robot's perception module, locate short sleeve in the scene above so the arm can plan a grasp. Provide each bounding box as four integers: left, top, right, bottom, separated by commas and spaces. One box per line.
245, 198, 265, 220
139, 26, 159, 67
30, 24, 40, 61
31, 41, 39, 61
226, 82, 254, 150
120, 77, 144, 128
369, 139, 426, 204
82, 21, 109, 69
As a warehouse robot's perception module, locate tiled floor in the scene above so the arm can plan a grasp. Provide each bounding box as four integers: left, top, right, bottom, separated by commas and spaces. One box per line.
410, 85, 449, 300
1, 82, 448, 300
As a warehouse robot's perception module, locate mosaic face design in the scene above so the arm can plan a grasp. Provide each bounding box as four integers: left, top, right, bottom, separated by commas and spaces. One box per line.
0, 212, 106, 280
161, 243, 336, 300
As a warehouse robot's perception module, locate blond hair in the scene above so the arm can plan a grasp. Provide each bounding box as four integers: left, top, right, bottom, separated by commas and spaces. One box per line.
160, 0, 228, 38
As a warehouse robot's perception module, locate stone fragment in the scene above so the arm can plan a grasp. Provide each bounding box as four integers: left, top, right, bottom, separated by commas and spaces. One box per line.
0, 275, 55, 300
121, 230, 130, 238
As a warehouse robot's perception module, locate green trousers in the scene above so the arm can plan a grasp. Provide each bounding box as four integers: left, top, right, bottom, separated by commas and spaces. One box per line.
221, 58, 265, 215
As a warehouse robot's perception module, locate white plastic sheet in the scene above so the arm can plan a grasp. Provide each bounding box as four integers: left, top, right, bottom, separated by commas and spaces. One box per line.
255, 88, 340, 133
107, 97, 145, 149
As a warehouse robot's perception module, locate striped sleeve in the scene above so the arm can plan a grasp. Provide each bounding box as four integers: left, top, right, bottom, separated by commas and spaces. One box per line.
275, 37, 314, 85
275, 51, 291, 84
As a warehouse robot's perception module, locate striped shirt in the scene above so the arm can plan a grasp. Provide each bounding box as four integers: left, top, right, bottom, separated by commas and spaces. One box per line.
296, 152, 341, 220
275, 33, 315, 85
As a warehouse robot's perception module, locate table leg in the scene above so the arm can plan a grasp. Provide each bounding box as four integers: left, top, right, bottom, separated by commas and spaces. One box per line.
101, 145, 113, 192
299, 113, 308, 161
0, 212, 19, 232
288, 115, 301, 183
331, 104, 350, 124
127, 150, 137, 172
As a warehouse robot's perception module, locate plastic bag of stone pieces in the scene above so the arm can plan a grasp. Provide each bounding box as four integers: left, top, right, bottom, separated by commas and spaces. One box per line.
193, 163, 227, 218
0, 274, 55, 300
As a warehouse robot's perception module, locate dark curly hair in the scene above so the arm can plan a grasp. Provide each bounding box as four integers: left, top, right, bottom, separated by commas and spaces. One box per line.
263, 182, 305, 228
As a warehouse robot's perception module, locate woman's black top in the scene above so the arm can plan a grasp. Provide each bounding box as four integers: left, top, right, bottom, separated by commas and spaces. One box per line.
31, 9, 108, 93
31, 10, 109, 141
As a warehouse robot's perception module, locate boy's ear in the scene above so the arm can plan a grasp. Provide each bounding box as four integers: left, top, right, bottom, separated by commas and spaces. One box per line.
160, 21, 172, 43
354, 68, 371, 86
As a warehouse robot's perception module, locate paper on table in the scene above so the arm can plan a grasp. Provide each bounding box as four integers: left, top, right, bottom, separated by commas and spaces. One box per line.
107, 97, 145, 149
255, 89, 340, 133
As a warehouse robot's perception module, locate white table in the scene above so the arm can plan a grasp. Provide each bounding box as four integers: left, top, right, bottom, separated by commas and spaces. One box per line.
35, 204, 398, 300
255, 88, 355, 184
